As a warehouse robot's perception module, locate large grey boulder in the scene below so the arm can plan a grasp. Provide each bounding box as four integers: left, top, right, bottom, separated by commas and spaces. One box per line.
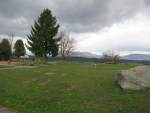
116, 66, 150, 90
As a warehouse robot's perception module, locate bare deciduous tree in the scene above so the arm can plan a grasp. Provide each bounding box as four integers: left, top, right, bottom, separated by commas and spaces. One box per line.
59, 32, 75, 59
9, 34, 15, 52
102, 50, 120, 64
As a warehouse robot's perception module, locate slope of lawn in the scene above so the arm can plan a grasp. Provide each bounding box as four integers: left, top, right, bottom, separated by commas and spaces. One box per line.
0, 62, 149, 113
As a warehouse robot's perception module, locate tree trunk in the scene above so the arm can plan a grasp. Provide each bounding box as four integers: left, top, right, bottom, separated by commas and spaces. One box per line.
43, 54, 47, 63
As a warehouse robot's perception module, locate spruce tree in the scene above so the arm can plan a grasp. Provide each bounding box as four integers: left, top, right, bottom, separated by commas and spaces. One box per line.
14, 39, 26, 58
27, 8, 60, 61
0, 39, 11, 60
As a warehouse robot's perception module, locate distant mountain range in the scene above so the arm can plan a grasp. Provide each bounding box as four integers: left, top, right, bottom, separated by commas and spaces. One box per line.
71, 52, 150, 61
72, 52, 150, 61
71, 52, 100, 58
30, 51, 150, 61
122, 54, 150, 61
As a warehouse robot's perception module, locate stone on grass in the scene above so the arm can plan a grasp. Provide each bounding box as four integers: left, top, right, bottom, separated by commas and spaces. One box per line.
116, 66, 150, 90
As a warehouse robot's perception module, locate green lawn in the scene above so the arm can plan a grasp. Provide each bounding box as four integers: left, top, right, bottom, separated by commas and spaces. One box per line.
0, 62, 150, 113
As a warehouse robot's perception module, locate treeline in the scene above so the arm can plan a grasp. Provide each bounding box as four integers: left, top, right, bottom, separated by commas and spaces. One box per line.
0, 38, 26, 61
0, 9, 74, 62
0, 8, 120, 64
26, 8, 120, 64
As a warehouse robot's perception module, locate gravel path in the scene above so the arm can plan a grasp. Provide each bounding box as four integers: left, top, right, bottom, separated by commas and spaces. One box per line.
0, 66, 37, 70
0, 106, 18, 113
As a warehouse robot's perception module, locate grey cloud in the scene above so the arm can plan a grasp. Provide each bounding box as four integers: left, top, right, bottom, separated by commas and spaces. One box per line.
0, 0, 49, 36
0, 0, 149, 37
53, 0, 147, 32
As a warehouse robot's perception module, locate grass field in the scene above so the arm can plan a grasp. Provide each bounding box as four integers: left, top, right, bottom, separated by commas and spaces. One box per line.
0, 62, 150, 113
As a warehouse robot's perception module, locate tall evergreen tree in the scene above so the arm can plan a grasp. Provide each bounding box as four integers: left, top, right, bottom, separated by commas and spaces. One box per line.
0, 39, 11, 60
26, 8, 60, 60
14, 39, 26, 58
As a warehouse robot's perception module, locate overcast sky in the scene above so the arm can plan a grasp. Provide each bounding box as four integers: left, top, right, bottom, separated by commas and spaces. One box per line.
0, 0, 150, 55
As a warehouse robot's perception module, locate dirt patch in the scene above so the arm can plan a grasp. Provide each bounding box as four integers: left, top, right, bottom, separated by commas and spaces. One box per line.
39, 80, 49, 86
64, 83, 77, 91
44, 72, 56, 75
23, 80, 33, 84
